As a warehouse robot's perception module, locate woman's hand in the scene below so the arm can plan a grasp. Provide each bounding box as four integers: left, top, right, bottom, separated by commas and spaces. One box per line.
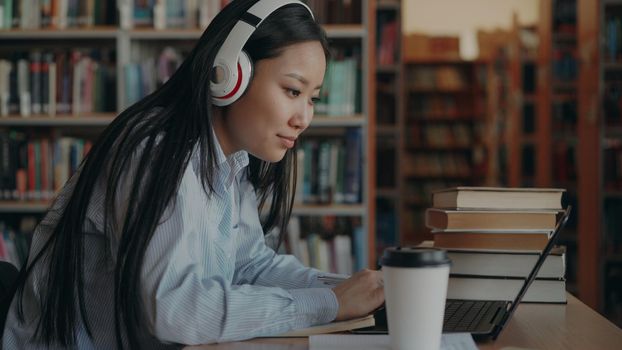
331, 269, 385, 321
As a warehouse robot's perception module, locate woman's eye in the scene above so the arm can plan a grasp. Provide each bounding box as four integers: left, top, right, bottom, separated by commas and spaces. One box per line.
311, 97, 321, 105
286, 88, 301, 97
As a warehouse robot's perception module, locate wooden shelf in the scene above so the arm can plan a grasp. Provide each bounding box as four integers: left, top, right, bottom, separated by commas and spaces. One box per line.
125, 24, 365, 40
0, 113, 116, 126
403, 58, 489, 65
292, 204, 365, 217
0, 26, 118, 39
0, 24, 364, 42
406, 145, 473, 151
377, 0, 401, 10
376, 64, 399, 73
323, 24, 366, 38
408, 114, 483, 122
407, 87, 481, 94
127, 28, 204, 40
0, 201, 50, 213
404, 173, 473, 180
310, 115, 365, 127
0, 195, 295, 214
0, 114, 363, 128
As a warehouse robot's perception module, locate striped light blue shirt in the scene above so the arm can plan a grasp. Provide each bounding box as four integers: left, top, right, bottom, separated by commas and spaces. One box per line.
3, 136, 340, 348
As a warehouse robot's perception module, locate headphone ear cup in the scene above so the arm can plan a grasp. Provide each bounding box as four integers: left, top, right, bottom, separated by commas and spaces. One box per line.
210, 50, 253, 106
235, 50, 253, 102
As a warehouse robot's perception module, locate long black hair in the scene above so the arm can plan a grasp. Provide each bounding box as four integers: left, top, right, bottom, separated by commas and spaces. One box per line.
11, 0, 329, 348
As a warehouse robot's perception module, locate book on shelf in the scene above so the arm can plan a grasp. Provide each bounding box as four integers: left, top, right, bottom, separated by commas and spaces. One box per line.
0, 225, 29, 268
124, 45, 187, 107
1, 0, 118, 29
447, 275, 567, 304
606, 15, 622, 62
123, 0, 364, 30
0, 49, 116, 117
0, 216, 37, 268
377, 19, 397, 66
432, 231, 552, 251
0, 130, 91, 200
271, 314, 375, 337
406, 65, 468, 90
315, 57, 359, 117
127, 0, 228, 29
286, 216, 357, 275
306, 0, 362, 25
425, 208, 559, 231
431, 186, 565, 210
297, 131, 361, 205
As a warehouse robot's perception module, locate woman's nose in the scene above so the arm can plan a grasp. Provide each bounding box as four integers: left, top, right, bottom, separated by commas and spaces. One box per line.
290, 103, 313, 131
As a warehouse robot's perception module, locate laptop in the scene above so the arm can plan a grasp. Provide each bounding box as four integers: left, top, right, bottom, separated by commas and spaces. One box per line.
354, 206, 572, 340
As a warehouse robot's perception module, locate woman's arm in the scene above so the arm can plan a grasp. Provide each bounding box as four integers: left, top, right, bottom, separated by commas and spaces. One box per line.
139, 166, 338, 345
232, 177, 348, 289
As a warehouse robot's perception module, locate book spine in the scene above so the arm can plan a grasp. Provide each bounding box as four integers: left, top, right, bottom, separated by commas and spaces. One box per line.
352, 224, 366, 271
344, 128, 362, 204
48, 61, 56, 116
17, 59, 30, 117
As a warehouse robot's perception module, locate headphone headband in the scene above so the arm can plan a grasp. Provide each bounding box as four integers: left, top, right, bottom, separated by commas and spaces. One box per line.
211, 0, 314, 106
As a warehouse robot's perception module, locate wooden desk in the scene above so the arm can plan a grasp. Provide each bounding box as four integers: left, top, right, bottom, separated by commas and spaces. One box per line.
186, 294, 622, 350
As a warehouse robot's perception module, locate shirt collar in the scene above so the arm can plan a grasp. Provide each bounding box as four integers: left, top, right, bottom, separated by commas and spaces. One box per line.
191, 130, 249, 192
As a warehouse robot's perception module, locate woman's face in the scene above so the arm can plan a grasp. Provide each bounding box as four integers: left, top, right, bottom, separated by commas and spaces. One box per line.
213, 41, 326, 162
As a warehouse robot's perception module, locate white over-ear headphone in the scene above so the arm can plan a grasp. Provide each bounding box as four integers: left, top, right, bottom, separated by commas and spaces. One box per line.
210, 0, 314, 106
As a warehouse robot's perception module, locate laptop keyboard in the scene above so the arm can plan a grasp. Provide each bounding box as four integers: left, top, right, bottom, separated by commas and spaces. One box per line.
443, 300, 496, 332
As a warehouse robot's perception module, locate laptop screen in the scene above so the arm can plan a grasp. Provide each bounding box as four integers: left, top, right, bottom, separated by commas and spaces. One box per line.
495, 206, 572, 337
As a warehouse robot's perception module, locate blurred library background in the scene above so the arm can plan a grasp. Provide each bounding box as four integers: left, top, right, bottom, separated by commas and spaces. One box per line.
0, 0, 621, 329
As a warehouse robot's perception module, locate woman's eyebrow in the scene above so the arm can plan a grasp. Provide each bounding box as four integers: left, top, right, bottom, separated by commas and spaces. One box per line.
285, 73, 322, 90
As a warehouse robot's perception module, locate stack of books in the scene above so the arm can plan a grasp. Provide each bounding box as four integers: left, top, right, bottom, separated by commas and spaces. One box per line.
425, 187, 567, 303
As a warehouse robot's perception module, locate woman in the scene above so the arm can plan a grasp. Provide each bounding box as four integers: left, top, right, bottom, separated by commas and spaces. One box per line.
2, 0, 384, 348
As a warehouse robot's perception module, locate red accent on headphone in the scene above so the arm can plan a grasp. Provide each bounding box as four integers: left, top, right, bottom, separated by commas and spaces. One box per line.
214, 62, 244, 100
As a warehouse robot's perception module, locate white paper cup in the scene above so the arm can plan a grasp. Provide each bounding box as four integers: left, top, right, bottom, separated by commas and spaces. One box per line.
381, 247, 451, 350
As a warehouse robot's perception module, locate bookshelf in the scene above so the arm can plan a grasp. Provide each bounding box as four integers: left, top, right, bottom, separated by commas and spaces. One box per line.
0, 1, 378, 272
478, 0, 610, 324
491, 4, 581, 296
374, 0, 401, 263
518, 0, 620, 325
532, 0, 583, 303
494, 14, 541, 190
400, 58, 490, 244
600, 0, 622, 327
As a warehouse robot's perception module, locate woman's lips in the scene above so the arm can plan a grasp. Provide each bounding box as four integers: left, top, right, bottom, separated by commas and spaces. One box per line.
278, 135, 296, 148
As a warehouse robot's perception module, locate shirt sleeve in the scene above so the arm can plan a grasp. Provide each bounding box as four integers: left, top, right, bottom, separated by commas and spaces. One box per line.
139, 164, 338, 346
232, 176, 349, 290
